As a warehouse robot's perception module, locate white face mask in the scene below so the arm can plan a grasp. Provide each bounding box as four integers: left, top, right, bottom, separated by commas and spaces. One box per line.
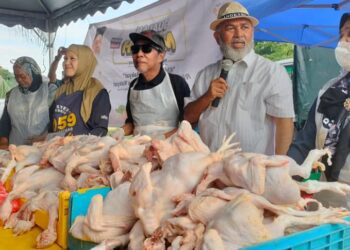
335, 41, 350, 71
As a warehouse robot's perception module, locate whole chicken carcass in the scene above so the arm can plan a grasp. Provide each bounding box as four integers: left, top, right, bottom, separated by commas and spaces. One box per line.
37, 136, 74, 167
0, 166, 64, 223
61, 136, 117, 191
129, 135, 239, 236
109, 135, 151, 180
48, 135, 100, 173
150, 120, 210, 163
1, 144, 44, 184
197, 148, 341, 205
70, 181, 136, 246
8, 190, 61, 248
203, 193, 350, 250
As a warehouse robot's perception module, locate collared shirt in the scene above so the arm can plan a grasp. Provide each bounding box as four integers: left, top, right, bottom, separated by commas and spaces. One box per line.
186, 50, 295, 154
125, 67, 190, 124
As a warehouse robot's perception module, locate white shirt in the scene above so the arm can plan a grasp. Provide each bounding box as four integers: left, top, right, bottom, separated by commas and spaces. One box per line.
185, 50, 295, 154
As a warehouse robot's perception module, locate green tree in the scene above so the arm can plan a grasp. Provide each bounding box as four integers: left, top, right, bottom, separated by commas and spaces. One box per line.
255, 41, 293, 61
0, 67, 15, 98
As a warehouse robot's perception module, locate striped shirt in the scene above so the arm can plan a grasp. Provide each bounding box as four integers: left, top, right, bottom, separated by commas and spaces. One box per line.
185, 50, 295, 154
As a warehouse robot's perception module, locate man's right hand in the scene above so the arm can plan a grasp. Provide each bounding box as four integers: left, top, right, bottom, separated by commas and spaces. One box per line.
205, 78, 229, 101
184, 78, 228, 124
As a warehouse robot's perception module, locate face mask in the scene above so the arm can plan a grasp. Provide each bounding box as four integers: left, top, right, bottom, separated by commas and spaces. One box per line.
335, 41, 350, 71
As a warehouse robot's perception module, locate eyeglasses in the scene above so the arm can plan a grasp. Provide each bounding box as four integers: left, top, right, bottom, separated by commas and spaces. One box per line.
131, 44, 159, 54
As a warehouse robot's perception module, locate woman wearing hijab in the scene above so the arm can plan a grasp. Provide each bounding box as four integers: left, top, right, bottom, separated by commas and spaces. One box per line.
0, 56, 59, 148
49, 44, 111, 136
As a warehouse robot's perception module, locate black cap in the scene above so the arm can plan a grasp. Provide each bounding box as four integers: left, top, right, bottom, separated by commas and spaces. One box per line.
129, 30, 165, 51
339, 13, 350, 32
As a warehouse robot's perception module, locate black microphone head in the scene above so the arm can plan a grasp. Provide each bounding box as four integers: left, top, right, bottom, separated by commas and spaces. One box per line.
221, 59, 234, 72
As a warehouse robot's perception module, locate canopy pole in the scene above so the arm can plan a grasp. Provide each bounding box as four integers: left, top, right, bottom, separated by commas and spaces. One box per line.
45, 20, 56, 65
48, 32, 54, 64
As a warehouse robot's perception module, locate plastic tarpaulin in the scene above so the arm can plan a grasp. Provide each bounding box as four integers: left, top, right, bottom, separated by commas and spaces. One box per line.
293, 46, 341, 128
249, 0, 350, 48
238, 0, 347, 127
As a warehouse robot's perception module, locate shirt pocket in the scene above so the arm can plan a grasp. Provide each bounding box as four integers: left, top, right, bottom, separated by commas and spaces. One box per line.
238, 81, 255, 111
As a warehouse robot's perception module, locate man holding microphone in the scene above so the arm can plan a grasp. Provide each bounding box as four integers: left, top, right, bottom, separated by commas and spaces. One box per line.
184, 1, 294, 154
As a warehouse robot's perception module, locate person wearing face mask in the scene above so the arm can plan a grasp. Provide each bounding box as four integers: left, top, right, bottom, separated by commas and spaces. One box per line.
287, 13, 350, 208
184, 2, 295, 154
122, 30, 190, 138
49, 44, 111, 136
0, 57, 59, 148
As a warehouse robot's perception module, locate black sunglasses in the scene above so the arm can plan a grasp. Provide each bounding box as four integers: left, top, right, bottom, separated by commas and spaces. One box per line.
131, 44, 160, 54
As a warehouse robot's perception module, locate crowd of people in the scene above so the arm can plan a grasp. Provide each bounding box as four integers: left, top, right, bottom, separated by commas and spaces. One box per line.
0, 1, 350, 208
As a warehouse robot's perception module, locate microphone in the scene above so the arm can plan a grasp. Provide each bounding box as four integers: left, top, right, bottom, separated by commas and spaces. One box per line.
212, 59, 234, 107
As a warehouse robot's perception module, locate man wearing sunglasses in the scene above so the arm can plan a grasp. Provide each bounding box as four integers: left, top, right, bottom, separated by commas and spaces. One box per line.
122, 30, 190, 138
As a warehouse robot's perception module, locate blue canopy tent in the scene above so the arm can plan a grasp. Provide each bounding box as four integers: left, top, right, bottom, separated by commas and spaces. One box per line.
239, 0, 350, 126
243, 0, 350, 48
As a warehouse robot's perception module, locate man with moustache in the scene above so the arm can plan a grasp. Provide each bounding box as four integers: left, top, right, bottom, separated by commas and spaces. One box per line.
184, 2, 294, 154
288, 13, 350, 208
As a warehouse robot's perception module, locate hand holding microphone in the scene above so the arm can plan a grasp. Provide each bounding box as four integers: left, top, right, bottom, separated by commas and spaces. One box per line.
211, 59, 234, 107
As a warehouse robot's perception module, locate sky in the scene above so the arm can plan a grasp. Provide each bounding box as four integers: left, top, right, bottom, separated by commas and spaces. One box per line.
0, 0, 158, 74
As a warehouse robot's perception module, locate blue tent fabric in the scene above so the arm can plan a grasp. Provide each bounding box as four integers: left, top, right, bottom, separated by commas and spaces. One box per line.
241, 0, 311, 19
240, 0, 350, 48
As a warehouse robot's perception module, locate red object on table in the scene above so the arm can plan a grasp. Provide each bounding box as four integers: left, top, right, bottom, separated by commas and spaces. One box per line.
0, 182, 22, 212
300, 191, 313, 199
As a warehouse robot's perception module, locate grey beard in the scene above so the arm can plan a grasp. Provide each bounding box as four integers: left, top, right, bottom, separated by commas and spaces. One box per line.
219, 40, 254, 61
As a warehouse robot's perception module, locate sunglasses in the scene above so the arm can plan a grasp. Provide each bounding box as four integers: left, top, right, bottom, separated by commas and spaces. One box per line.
131, 44, 160, 54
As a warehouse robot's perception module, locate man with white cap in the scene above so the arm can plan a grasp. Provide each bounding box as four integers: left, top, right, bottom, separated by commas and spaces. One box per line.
184, 1, 294, 154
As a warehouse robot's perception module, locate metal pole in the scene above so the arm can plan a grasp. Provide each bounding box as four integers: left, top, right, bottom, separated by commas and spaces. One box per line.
48, 31, 54, 65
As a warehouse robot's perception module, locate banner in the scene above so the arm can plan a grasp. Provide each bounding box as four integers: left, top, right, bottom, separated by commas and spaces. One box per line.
84, 0, 227, 126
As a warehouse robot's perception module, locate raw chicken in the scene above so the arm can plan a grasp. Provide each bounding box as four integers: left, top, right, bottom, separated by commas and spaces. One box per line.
129, 135, 239, 236
48, 135, 100, 173
70, 182, 136, 246
203, 193, 350, 250
151, 120, 210, 163
37, 136, 73, 167
1, 144, 44, 184
197, 148, 335, 205
109, 135, 151, 179
61, 136, 117, 191
0, 166, 64, 223
76, 172, 110, 189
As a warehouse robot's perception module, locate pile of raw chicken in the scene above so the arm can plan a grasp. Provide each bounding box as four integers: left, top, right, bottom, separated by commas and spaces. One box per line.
1, 121, 350, 250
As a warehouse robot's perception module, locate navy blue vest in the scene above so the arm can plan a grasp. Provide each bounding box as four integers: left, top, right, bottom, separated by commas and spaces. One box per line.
52, 91, 90, 136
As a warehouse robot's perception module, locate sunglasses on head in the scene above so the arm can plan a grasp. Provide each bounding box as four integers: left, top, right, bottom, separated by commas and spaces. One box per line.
131, 44, 160, 54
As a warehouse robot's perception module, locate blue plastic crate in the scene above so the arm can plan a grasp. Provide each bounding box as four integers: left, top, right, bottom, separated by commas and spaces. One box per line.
68, 186, 111, 250
242, 216, 350, 250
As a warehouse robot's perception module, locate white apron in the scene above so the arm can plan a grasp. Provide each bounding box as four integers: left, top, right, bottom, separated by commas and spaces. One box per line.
7, 83, 50, 145
130, 72, 179, 136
